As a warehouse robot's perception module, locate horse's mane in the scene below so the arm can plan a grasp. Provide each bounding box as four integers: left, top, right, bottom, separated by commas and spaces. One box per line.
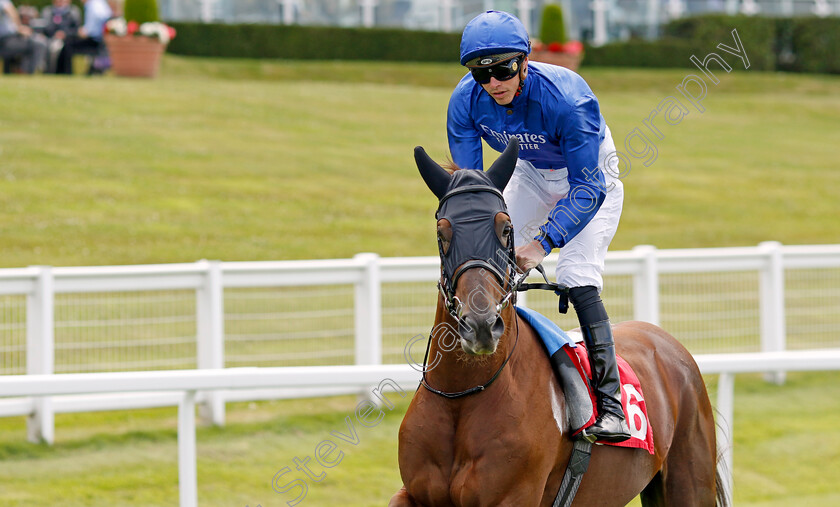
443, 159, 461, 174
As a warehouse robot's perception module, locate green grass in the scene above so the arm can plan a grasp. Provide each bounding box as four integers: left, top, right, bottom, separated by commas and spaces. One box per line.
0, 394, 412, 506
0, 372, 838, 506
1, 57, 839, 505
1, 57, 838, 268
720, 371, 840, 505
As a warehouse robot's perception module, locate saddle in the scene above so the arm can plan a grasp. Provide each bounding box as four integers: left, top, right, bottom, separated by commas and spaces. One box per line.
515, 306, 654, 453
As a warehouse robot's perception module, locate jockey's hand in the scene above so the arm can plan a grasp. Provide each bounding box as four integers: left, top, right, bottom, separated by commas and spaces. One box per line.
515, 240, 548, 272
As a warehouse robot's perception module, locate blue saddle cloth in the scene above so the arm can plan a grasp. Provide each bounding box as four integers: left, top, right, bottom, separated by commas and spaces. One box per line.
515, 306, 577, 356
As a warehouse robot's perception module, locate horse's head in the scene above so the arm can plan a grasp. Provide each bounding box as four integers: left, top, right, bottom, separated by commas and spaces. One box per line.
415, 138, 520, 355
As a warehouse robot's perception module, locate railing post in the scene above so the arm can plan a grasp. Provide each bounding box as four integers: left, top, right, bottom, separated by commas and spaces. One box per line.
354, 253, 382, 399
360, 0, 376, 28
178, 390, 198, 507
632, 245, 660, 325
516, 0, 532, 34
716, 373, 735, 507
440, 0, 453, 31
196, 260, 225, 426
759, 241, 786, 384
26, 266, 54, 444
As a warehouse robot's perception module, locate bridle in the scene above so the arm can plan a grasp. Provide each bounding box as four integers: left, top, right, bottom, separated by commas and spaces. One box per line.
421, 183, 572, 399
422, 183, 527, 399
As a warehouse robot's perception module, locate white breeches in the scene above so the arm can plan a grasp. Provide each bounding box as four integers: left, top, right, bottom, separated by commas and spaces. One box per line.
503, 127, 624, 292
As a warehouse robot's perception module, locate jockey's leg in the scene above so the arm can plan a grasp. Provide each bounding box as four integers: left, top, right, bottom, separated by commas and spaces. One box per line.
570, 286, 630, 442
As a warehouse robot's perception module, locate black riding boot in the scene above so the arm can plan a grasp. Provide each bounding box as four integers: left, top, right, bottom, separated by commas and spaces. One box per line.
580, 320, 631, 442
567, 286, 630, 443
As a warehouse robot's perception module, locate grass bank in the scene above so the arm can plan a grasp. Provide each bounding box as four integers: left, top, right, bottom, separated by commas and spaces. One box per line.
0, 57, 838, 268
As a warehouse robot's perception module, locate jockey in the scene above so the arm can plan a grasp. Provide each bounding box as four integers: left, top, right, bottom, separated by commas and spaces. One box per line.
447, 10, 630, 443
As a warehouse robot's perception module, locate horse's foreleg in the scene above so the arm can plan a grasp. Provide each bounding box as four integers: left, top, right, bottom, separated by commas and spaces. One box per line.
388, 486, 420, 507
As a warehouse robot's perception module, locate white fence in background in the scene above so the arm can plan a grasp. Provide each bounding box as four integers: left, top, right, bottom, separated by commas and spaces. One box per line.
1, 242, 840, 444
2, 350, 840, 507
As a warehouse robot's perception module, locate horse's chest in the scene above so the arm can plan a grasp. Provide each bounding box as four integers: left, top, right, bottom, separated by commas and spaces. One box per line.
403, 404, 552, 506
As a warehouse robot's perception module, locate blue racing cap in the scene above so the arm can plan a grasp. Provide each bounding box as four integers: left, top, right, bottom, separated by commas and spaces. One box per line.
459, 10, 531, 66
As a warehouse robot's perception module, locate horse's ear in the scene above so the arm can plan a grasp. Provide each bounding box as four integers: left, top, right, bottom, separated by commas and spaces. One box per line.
486, 137, 520, 191
414, 146, 450, 199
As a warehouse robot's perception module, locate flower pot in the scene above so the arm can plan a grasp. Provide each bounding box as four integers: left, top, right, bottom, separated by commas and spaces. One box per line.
529, 49, 583, 72
104, 34, 165, 78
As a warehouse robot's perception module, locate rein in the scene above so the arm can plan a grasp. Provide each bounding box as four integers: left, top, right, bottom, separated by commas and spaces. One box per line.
421, 266, 569, 399
419, 313, 520, 399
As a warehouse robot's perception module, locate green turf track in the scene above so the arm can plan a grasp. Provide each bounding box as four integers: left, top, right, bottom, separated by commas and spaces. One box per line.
0, 371, 838, 506
0, 56, 838, 505
1, 57, 838, 267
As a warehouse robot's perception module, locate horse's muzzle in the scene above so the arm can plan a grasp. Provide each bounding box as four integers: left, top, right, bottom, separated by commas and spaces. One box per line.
458, 311, 505, 355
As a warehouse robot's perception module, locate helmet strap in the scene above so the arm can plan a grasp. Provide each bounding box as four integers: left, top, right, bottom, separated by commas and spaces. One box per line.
514, 56, 528, 97
515, 70, 526, 97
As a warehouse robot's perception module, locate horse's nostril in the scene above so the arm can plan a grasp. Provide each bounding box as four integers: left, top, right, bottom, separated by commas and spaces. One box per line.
492, 315, 505, 339
457, 312, 503, 355
458, 317, 477, 341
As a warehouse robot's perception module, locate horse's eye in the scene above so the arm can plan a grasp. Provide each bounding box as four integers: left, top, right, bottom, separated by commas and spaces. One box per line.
494, 214, 512, 248
438, 232, 451, 254
437, 220, 452, 254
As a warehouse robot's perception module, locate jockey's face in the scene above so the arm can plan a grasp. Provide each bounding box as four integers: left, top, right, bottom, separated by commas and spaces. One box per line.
480, 58, 527, 106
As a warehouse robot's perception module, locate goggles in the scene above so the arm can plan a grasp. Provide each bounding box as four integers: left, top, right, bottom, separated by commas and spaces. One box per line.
468, 54, 524, 85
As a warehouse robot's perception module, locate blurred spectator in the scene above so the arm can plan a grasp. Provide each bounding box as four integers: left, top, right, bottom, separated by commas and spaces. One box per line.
16, 3, 37, 25
0, 0, 48, 73
55, 0, 111, 75
107, 0, 121, 18
41, 0, 81, 73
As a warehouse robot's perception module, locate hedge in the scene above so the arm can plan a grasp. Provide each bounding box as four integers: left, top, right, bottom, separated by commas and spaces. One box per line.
167, 23, 461, 62
582, 38, 704, 69
583, 15, 840, 74
16, 7, 835, 73
166, 16, 838, 74
662, 14, 776, 71
785, 18, 840, 74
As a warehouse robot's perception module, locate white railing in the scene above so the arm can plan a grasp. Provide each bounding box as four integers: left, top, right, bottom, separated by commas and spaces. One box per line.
1, 242, 840, 444
695, 350, 840, 505
2, 350, 840, 507
0, 364, 421, 507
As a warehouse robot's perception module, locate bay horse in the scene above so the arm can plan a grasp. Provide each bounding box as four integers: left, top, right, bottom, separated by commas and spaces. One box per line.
389, 139, 726, 507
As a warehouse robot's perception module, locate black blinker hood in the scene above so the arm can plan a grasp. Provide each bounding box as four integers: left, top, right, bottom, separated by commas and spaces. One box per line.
437, 170, 512, 286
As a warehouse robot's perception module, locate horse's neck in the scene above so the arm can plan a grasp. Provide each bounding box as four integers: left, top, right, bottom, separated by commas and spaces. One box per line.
425, 298, 517, 393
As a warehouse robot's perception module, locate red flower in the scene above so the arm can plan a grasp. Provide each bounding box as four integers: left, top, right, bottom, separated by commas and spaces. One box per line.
547, 41, 563, 53
562, 41, 584, 55
127, 20, 139, 35
167, 26, 177, 39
